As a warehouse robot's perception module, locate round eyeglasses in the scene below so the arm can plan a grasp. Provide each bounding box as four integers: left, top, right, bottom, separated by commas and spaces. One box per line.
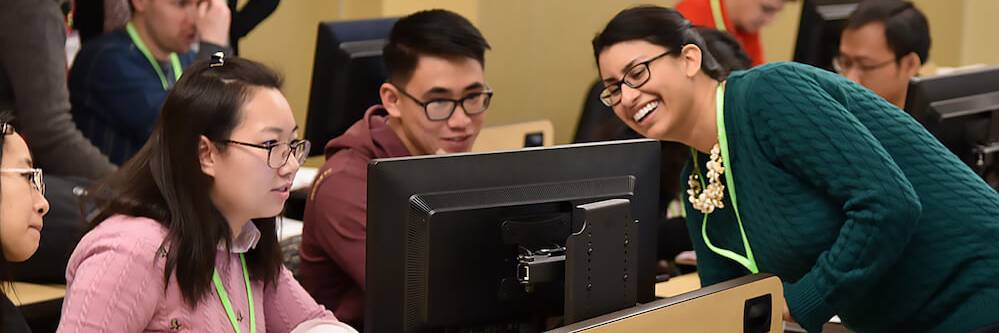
832, 55, 896, 75
395, 86, 493, 121
0, 168, 44, 195
223, 139, 311, 169
600, 51, 673, 107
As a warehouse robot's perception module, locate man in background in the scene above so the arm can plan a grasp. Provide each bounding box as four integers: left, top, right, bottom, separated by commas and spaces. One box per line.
838, 0, 930, 108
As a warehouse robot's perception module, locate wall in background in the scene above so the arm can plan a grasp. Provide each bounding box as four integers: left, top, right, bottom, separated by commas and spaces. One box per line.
240, 0, 997, 145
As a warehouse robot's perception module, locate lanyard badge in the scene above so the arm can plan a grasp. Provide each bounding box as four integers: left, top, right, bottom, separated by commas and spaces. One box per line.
690, 82, 759, 274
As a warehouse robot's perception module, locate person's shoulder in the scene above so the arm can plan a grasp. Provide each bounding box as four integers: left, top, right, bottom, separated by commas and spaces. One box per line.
76, 29, 133, 59
730, 62, 833, 92
67, 214, 170, 282
83, 214, 169, 249
312, 150, 370, 198
71, 29, 149, 79
742, 61, 818, 76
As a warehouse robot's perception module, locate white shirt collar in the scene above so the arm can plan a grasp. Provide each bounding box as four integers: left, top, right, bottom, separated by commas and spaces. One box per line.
229, 221, 261, 254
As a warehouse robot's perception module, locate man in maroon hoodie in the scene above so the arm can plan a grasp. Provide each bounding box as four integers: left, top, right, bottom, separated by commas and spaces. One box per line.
298, 9, 492, 330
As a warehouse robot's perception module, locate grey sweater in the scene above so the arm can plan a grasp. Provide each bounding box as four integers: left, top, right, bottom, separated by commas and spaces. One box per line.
0, 0, 114, 179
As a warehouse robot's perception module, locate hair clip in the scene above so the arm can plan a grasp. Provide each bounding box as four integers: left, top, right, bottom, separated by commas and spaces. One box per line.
210, 51, 225, 68
0, 123, 12, 136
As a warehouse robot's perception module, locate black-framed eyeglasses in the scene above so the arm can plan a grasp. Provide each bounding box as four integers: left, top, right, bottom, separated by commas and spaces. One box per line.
600, 51, 674, 107
222, 139, 311, 169
0, 168, 44, 195
832, 55, 896, 74
395, 85, 494, 121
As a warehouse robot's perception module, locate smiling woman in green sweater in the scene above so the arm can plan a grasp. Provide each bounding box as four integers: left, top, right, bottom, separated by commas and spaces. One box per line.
592, 5, 999, 333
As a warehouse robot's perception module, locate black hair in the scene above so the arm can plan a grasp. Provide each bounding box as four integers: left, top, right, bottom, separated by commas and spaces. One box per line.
592, 5, 726, 81
85, 57, 285, 306
383, 9, 491, 85
695, 27, 753, 77
0, 111, 12, 327
846, 0, 931, 64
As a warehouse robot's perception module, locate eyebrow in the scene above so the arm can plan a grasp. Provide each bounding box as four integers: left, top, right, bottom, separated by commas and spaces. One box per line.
260, 125, 299, 135
423, 87, 454, 97
462, 82, 485, 92
420, 82, 487, 99
603, 56, 645, 84
23, 158, 33, 167
842, 53, 875, 62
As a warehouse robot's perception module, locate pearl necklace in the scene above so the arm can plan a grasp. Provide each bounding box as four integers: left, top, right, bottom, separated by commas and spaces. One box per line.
687, 143, 726, 214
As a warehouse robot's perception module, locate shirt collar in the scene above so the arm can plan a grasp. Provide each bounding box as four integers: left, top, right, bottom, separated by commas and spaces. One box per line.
229, 221, 261, 254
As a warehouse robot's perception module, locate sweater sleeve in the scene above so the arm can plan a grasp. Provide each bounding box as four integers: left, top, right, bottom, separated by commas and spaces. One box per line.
264, 266, 349, 332
0, 0, 115, 179
745, 66, 922, 332
58, 220, 166, 332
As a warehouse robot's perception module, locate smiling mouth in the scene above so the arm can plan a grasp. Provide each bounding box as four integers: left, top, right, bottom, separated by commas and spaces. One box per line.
633, 100, 660, 123
443, 135, 471, 143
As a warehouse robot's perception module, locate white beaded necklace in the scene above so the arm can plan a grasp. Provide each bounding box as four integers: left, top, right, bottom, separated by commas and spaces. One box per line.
687, 143, 726, 214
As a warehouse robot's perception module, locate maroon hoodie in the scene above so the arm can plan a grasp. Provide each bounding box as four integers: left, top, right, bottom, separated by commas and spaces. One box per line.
299, 106, 410, 326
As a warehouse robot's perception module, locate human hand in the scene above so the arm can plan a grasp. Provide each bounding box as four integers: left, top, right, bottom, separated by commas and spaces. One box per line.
783, 298, 795, 322
196, 0, 231, 46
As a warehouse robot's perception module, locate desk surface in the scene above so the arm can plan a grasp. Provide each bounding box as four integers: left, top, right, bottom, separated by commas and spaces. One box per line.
655, 273, 701, 297
654, 273, 852, 333
4, 282, 65, 306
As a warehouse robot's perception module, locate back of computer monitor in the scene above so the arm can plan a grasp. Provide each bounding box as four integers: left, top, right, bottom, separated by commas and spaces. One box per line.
793, 0, 860, 71
366, 139, 662, 333
305, 18, 397, 156
905, 66, 999, 181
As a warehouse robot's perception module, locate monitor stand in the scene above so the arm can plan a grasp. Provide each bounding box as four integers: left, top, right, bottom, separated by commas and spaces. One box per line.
564, 199, 639, 324
510, 198, 640, 329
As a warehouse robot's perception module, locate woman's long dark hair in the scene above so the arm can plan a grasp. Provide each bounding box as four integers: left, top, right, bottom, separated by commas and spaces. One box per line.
0, 111, 13, 326
85, 57, 285, 306
592, 5, 727, 81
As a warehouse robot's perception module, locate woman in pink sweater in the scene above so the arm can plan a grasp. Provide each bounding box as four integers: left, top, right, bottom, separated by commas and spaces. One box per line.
58, 55, 355, 333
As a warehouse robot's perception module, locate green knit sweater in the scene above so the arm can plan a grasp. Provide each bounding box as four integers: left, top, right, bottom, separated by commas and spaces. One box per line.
682, 62, 999, 333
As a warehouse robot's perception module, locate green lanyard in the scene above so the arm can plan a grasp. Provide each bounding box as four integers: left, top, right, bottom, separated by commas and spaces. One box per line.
213, 253, 256, 333
709, 0, 728, 32
690, 82, 759, 274
125, 22, 183, 90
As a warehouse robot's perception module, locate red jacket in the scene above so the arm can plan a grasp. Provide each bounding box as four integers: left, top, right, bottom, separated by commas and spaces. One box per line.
676, 0, 765, 66
299, 106, 410, 326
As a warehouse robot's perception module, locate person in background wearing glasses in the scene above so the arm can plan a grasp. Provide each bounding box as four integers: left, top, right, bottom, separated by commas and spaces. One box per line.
58, 55, 356, 332
0, 119, 51, 333
298, 9, 491, 330
594, 5, 999, 333
837, 0, 930, 109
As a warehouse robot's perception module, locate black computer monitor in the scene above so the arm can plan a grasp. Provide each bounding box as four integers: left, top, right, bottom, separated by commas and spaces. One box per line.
793, 0, 860, 71
305, 18, 398, 156
365, 139, 661, 333
904, 66, 999, 187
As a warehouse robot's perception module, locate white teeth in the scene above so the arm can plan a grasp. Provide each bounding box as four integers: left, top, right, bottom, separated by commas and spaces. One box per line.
633, 101, 659, 122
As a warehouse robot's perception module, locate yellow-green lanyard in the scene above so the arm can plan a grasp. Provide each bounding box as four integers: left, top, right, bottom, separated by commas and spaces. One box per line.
125, 22, 183, 90
710, 0, 728, 32
690, 82, 759, 274
213, 253, 256, 333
